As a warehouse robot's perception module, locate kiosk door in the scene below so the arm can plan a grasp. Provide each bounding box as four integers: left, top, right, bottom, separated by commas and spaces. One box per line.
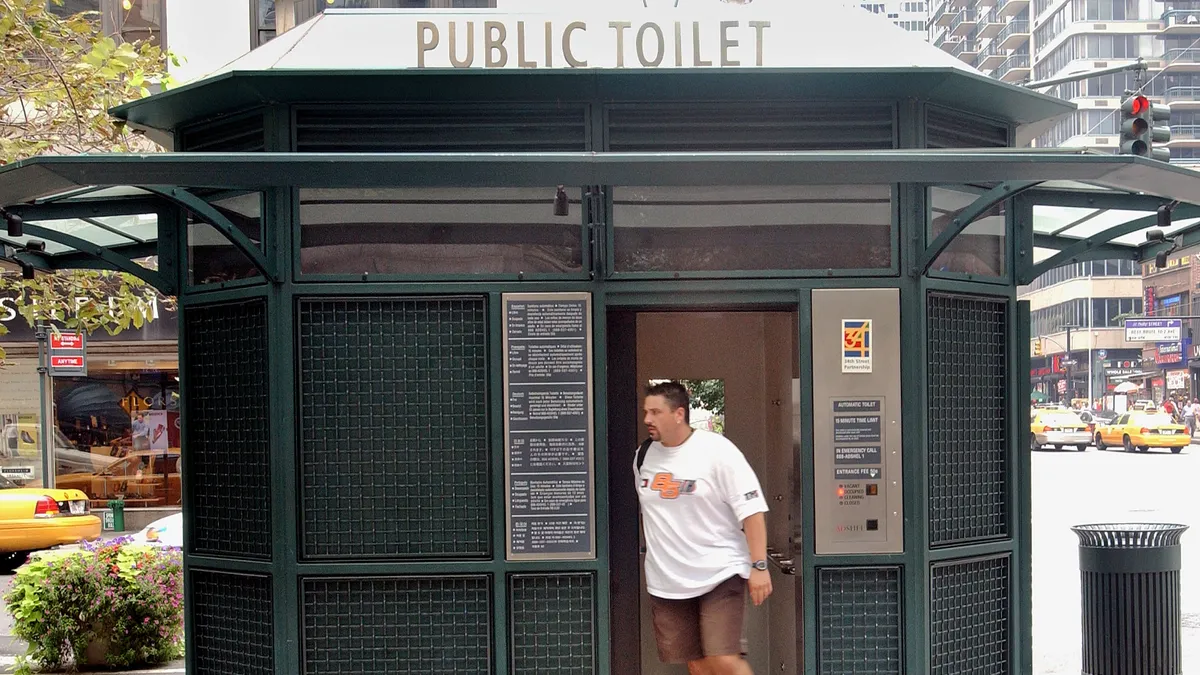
608, 310, 801, 675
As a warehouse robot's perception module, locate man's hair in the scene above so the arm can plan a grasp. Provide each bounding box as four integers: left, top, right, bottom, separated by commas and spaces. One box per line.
646, 381, 690, 423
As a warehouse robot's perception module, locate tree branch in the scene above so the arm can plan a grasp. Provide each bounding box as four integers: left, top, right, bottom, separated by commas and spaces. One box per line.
2, 0, 86, 139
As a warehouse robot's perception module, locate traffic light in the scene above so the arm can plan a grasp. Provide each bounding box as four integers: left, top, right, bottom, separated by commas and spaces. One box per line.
1033, 339, 1043, 356
1120, 94, 1173, 161
1150, 101, 1172, 162
1120, 95, 1152, 156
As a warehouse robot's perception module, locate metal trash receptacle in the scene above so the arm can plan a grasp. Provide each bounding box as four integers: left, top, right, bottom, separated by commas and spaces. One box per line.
1071, 523, 1189, 675
106, 498, 126, 532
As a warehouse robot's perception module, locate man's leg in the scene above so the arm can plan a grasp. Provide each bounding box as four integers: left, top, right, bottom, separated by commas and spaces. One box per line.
696, 577, 753, 674
650, 594, 704, 667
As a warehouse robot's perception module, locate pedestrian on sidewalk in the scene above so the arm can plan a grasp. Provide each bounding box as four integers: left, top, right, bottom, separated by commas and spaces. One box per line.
1187, 399, 1199, 438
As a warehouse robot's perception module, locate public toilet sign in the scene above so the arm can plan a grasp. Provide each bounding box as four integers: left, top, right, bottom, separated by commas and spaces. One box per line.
233, 3, 933, 74
1125, 318, 1182, 342
48, 331, 87, 376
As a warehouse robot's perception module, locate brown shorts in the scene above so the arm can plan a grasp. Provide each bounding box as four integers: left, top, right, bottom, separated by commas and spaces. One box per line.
649, 575, 748, 663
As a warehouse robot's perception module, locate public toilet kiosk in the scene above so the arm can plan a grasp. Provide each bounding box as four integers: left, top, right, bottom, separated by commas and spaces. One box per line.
2, 4, 1198, 674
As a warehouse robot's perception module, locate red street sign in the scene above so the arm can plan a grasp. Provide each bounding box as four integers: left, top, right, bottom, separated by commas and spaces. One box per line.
50, 355, 84, 369
50, 333, 84, 350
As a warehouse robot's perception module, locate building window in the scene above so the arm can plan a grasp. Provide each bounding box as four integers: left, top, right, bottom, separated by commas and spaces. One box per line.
253, 0, 276, 48
1030, 296, 1143, 335
1026, 259, 1137, 291
100, 0, 163, 44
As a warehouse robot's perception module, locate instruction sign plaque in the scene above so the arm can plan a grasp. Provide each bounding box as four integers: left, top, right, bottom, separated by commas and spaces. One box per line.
503, 292, 595, 560
812, 289, 904, 555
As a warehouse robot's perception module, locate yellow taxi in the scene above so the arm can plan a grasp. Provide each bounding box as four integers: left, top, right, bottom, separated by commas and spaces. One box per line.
1030, 409, 1091, 451
0, 479, 101, 572
1094, 410, 1190, 454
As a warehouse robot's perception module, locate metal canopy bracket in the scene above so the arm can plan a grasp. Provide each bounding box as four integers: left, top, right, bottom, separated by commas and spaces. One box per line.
915, 181, 1041, 277
19, 223, 175, 294
138, 186, 276, 283
1022, 203, 1200, 285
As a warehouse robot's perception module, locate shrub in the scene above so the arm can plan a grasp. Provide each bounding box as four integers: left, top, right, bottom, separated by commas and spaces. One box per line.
4, 537, 183, 674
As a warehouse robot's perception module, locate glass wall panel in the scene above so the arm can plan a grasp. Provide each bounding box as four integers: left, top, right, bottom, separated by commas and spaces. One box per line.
611, 185, 893, 273
929, 186, 1006, 277
187, 192, 264, 286
298, 187, 584, 276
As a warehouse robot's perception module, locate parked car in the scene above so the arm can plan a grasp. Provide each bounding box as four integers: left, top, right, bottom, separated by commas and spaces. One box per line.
131, 512, 182, 549
54, 451, 181, 508
0, 479, 101, 572
1031, 410, 1091, 451
1095, 411, 1189, 453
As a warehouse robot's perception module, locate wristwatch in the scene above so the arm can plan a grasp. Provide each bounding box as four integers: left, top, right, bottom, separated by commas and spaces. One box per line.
752, 560, 768, 571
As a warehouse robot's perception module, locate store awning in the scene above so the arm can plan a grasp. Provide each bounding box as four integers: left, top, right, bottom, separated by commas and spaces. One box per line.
3, 148, 1200, 289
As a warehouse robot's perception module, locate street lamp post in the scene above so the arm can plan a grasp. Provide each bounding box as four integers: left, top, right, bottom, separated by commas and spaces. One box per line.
1064, 323, 1080, 404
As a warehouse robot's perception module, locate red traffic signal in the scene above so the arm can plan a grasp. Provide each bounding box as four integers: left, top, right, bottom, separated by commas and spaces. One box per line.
1124, 95, 1150, 116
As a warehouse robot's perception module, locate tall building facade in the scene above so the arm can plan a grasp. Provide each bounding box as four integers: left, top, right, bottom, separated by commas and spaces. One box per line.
929, 0, 1032, 83
931, 0, 1170, 404
934, 0, 1200, 162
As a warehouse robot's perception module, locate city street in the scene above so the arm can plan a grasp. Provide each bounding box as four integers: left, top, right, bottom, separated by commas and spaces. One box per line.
1033, 442, 1199, 674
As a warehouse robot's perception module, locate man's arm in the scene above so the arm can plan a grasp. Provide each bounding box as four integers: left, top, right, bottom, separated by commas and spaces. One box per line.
742, 512, 772, 606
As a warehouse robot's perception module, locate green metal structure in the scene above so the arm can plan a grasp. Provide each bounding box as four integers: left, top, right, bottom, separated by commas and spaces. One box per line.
3, 61, 1200, 675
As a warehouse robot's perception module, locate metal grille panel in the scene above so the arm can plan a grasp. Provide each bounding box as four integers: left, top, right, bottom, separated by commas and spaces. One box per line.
295, 104, 588, 151
926, 108, 1010, 148
607, 102, 895, 150
930, 555, 1011, 675
302, 576, 492, 675
180, 113, 266, 152
510, 574, 596, 675
185, 300, 271, 558
298, 297, 490, 558
818, 567, 904, 674
192, 570, 274, 675
927, 292, 1010, 545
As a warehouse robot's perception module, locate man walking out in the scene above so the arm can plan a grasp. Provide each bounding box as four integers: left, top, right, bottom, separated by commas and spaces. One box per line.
635, 381, 771, 675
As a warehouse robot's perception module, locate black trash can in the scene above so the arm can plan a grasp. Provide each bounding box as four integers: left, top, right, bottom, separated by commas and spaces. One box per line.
1071, 523, 1189, 675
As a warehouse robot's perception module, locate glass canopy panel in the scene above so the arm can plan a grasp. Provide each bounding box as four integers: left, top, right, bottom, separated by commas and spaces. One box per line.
90, 214, 158, 243
0, 233, 73, 255
0, 214, 157, 258
1108, 216, 1200, 246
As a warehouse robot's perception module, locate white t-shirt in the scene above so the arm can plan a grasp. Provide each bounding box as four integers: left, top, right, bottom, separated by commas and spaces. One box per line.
634, 429, 769, 599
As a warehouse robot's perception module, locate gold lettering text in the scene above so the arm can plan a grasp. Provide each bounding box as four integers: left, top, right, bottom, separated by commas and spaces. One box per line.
636, 22, 664, 67
485, 21, 508, 67
750, 21, 771, 67
517, 21, 536, 68
692, 22, 712, 66
449, 22, 474, 68
417, 21, 439, 68
720, 21, 739, 67
609, 21, 631, 68
564, 22, 587, 67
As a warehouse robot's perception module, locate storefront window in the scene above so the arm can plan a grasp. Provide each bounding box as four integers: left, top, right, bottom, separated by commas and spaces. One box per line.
0, 292, 180, 508
612, 185, 893, 273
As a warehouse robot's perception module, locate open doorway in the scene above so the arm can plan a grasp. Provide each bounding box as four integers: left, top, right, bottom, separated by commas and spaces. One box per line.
608, 309, 801, 675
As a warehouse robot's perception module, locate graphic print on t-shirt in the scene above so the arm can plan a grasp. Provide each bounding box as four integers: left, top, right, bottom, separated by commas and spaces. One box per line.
644, 473, 698, 499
